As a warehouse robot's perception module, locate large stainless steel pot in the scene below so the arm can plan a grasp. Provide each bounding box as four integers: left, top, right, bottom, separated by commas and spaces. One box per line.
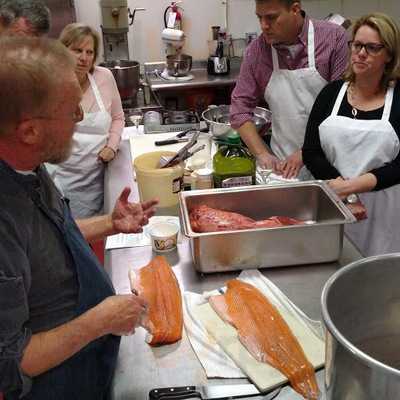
166, 54, 192, 77
202, 105, 271, 138
321, 254, 400, 399
99, 60, 140, 100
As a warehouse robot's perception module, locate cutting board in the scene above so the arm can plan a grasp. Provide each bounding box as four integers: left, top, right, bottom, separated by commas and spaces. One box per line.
129, 134, 187, 162
194, 301, 325, 393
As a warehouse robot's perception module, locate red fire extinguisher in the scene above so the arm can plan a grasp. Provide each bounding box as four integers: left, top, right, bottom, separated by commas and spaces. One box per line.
164, 1, 183, 31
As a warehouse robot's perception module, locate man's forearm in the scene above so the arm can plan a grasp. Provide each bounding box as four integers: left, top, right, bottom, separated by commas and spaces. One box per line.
237, 121, 270, 157
76, 214, 115, 243
20, 308, 104, 377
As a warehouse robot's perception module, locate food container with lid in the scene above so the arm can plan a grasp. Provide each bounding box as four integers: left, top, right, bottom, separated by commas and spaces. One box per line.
179, 181, 355, 273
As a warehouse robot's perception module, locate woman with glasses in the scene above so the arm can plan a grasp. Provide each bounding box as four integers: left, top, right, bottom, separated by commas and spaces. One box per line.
302, 13, 400, 256
49, 23, 124, 219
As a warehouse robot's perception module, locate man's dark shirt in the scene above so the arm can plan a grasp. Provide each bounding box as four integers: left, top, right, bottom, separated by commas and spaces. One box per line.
0, 161, 79, 396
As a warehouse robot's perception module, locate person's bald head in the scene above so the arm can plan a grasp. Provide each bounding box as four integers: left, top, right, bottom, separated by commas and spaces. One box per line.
0, 0, 50, 37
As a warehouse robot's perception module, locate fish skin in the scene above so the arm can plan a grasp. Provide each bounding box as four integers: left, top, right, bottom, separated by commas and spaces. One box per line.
135, 256, 183, 345
210, 280, 319, 400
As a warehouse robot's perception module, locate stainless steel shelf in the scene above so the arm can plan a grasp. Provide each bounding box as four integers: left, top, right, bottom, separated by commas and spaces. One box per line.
144, 59, 241, 92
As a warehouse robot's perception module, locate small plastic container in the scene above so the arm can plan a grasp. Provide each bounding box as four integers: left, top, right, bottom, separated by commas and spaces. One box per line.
148, 222, 179, 252
143, 111, 162, 133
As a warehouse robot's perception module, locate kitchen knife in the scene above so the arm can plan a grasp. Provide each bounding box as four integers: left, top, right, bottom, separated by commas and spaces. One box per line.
155, 138, 190, 146
149, 384, 281, 400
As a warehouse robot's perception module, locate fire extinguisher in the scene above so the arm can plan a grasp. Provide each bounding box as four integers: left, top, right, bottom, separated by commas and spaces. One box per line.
164, 1, 183, 30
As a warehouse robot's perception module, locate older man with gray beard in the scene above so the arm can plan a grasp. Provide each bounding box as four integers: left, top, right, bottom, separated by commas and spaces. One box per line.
0, 36, 157, 400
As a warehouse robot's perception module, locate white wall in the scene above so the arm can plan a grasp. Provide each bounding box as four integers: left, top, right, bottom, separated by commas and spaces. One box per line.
74, 0, 400, 64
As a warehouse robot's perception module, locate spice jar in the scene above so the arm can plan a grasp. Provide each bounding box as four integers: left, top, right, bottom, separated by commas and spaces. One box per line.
191, 168, 214, 190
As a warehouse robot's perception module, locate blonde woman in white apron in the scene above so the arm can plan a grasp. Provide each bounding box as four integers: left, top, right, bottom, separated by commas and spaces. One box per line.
302, 13, 400, 256
49, 23, 124, 219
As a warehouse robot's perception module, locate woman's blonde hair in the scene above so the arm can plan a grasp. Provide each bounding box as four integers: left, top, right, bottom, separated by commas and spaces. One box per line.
344, 13, 400, 88
59, 23, 100, 73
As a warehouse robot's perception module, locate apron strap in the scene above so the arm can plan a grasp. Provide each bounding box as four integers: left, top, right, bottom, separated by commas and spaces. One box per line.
87, 72, 106, 113
382, 85, 394, 121
271, 46, 279, 70
307, 20, 316, 69
331, 82, 394, 120
331, 82, 348, 116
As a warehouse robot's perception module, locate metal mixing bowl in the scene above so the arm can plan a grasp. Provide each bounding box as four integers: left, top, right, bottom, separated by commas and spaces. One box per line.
202, 105, 271, 138
166, 54, 193, 77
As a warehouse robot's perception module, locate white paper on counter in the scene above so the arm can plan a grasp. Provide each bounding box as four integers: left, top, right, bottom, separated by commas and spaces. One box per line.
184, 269, 324, 383
105, 216, 181, 250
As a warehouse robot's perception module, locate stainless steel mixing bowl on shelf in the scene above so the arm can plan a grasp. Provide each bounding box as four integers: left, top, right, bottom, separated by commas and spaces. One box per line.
166, 54, 193, 77
201, 104, 271, 138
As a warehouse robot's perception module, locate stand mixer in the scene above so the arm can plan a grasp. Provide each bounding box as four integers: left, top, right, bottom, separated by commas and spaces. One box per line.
161, 28, 193, 79
160, 2, 193, 79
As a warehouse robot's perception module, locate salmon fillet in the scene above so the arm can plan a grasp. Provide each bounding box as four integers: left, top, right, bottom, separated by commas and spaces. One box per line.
209, 280, 319, 400
135, 256, 183, 346
189, 205, 303, 233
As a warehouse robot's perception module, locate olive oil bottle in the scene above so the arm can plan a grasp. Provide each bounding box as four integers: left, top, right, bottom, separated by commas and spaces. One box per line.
213, 132, 256, 188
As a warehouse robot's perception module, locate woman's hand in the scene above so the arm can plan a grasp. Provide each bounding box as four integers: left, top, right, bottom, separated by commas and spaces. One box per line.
327, 177, 353, 199
98, 146, 116, 163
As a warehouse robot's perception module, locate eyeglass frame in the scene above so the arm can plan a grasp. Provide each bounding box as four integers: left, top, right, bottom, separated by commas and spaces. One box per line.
348, 40, 386, 56
21, 104, 84, 124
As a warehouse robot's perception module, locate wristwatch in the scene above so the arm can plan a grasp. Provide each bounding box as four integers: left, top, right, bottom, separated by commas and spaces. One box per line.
346, 194, 359, 204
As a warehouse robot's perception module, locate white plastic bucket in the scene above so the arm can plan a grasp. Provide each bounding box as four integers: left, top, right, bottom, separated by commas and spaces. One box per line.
133, 151, 184, 212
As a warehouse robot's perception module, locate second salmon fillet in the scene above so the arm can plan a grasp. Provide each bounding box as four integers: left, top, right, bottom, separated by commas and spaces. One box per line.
209, 280, 319, 400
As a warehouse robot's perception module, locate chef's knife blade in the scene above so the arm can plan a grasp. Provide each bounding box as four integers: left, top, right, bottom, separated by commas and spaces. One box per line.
149, 384, 281, 400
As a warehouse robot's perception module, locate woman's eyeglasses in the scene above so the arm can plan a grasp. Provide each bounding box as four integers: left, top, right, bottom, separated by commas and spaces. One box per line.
348, 40, 385, 56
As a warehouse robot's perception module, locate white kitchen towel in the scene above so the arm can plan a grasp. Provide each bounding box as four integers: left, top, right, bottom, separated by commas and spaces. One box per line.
183, 292, 245, 378
183, 269, 324, 379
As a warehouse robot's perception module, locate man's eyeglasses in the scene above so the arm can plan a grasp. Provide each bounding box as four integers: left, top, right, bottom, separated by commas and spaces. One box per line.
348, 40, 385, 56
23, 104, 84, 124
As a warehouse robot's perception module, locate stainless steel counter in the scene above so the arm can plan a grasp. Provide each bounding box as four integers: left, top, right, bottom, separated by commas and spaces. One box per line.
104, 139, 362, 400
144, 61, 240, 92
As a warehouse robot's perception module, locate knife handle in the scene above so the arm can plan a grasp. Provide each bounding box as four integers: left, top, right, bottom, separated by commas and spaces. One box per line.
149, 386, 201, 400
155, 139, 180, 146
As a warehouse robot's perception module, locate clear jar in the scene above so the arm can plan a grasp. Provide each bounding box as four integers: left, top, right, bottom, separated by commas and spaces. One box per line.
191, 168, 214, 190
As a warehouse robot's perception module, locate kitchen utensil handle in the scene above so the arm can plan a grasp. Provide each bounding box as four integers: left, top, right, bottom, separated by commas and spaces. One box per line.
155, 139, 180, 146
149, 387, 201, 400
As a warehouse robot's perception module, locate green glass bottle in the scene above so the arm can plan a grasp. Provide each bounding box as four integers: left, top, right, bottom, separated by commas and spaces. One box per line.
213, 132, 256, 188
